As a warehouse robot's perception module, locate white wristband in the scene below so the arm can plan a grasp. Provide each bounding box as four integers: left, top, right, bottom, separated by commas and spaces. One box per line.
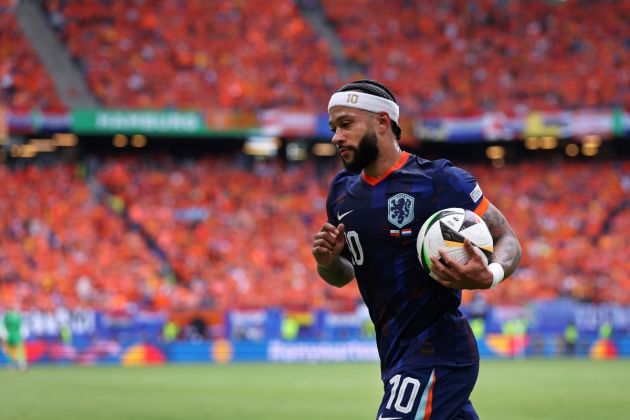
488, 263, 505, 289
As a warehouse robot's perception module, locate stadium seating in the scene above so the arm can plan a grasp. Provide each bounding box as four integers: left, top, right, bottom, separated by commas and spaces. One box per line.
0, 163, 169, 312
471, 160, 630, 305
5, 0, 628, 113
31, 0, 629, 114
321, 0, 629, 115
42, 0, 340, 111
4, 155, 627, 316
96, 155, 359, 312
2, 0, 630, 313
0, 1, 64, 111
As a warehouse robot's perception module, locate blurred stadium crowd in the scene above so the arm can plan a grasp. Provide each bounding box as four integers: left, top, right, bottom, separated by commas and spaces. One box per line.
2, 156, 630, 316
2, 0, 629, 113
1, 0, 630, 319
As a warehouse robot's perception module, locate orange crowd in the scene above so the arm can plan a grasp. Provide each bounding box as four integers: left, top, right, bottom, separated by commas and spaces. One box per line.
36, 0, 630, 115
322, 0, 630, 116
471, 159, 630, 305
0, 0, 64, 111
0, 163, 167, 313
96, 155, 353, 312
1, 155, 629, 317
42, 0, 339, 111
3, 0, 628, 115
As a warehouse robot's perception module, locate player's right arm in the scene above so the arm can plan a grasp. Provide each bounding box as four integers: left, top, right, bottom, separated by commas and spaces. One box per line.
312, 222, 355, 287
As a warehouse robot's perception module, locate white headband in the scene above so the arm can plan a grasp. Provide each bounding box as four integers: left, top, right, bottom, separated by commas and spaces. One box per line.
328, 91, 400, 123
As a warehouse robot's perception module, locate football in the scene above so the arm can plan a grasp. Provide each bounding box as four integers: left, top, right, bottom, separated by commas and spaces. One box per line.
416, 208, 494, 279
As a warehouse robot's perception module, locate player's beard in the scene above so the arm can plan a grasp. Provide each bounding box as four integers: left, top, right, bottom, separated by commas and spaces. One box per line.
341, 130, 379, 173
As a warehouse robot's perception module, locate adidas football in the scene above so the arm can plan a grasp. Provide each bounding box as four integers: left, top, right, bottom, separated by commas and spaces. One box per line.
416, 208, 493, 279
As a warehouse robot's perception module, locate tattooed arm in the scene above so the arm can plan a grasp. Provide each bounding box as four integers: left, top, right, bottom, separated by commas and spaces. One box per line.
430, 202, 522, 290
482, 203, 522, 279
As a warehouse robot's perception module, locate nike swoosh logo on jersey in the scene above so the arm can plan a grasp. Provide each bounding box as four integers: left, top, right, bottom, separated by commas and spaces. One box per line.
377, 414, 401, 420
337, 210, 354, 221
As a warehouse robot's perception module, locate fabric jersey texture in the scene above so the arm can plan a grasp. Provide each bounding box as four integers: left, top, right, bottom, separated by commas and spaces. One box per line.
326, 152, 487, 379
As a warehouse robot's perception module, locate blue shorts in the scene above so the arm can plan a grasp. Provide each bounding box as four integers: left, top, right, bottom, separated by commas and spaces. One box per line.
376, 363, 479, 420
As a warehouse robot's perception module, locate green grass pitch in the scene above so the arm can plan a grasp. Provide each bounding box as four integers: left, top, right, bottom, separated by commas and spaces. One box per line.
1, 359, 629, 419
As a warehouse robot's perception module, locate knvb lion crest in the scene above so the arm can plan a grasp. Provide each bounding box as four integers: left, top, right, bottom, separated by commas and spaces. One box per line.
388, 193, 414, 228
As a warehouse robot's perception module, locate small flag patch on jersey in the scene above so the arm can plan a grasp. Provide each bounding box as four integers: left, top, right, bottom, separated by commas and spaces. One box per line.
390, 229, 412, 237
469, 183, 483, 202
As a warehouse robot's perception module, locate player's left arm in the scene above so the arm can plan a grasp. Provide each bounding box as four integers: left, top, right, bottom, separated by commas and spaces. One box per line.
428, 163, 521, 289
430, 202, 521, 290
482, 202, 522, 281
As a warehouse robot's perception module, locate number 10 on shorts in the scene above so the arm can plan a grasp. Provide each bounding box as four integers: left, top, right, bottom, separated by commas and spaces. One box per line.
386, 374, 421, 414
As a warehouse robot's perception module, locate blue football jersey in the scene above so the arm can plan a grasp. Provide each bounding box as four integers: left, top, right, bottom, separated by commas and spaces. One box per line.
326, 152, 488, 378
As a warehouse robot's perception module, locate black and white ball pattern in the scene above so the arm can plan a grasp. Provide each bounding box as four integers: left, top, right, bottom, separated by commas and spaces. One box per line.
417, 208, 494, 279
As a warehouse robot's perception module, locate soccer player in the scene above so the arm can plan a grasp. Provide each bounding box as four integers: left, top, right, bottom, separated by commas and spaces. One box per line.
312, 80, 521, 420
3, 306, 27, 372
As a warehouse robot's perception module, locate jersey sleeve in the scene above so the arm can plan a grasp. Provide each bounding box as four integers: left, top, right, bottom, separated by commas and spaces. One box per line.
432, 160, 489, 216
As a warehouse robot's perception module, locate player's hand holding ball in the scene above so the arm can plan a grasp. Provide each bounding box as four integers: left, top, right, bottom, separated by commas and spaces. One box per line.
417, 208, 498, 290
429, 238, 495, 289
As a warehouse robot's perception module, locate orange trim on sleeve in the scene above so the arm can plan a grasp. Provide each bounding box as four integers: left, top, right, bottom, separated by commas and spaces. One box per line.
474, 197, 490, 217
362, 152, 410, 186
